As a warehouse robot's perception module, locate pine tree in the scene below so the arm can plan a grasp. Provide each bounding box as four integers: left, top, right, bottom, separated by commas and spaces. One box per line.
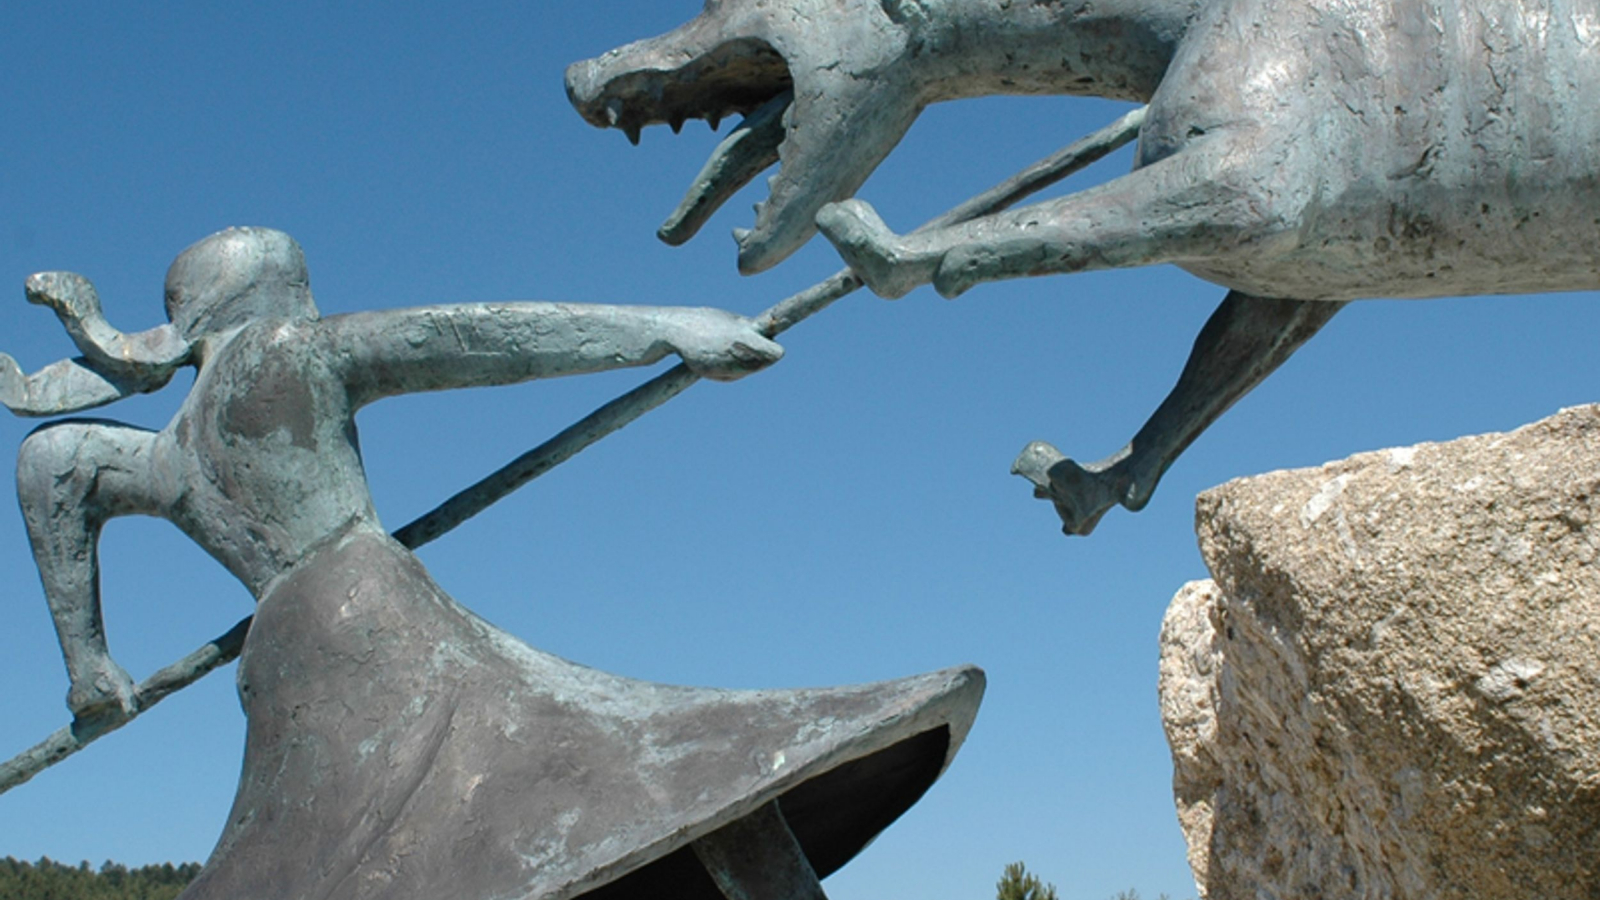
0, 855, 199, 899
996, 861, 1059, 900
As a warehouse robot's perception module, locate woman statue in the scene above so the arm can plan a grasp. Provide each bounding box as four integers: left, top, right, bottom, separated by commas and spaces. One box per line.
7, 227, 982, 900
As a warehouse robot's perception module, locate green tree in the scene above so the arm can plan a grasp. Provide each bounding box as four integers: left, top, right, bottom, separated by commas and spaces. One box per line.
997, 861, 1059, 900
0, 856, 199, 900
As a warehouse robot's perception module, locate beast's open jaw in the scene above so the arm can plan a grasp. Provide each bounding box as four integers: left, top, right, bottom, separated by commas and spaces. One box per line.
567, 0, 928, 276
658, 91, 792, 247
566, 35, 802, 271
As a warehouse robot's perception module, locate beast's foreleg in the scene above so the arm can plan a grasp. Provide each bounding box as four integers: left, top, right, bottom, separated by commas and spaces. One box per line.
817, 129, 1294, 299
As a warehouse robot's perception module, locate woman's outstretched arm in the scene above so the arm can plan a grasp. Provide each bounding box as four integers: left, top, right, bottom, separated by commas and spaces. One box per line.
325, 302, 782, 408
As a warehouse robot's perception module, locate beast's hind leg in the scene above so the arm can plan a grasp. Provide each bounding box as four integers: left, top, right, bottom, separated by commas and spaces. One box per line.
1012, 292, 1345, 535
817, 130, 1292, 299
18, 420, 166, 723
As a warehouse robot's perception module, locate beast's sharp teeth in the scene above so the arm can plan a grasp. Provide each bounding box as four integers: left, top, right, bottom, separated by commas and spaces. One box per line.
657, 91, 792, 247
708, 111, 723, 131
670, 114, 685, 134
733, 227, 753, 245
605, 99, 623, 127
625, 124, 642, 146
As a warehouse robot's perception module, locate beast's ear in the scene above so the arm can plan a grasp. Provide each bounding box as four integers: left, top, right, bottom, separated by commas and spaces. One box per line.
25, 271, 191, 382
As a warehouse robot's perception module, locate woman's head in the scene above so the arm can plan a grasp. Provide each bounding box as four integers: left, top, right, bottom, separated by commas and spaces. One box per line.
165, 227, 318, 339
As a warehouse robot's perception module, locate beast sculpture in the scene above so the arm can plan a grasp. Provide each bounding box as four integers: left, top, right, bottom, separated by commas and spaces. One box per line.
567, 0, 1600, 534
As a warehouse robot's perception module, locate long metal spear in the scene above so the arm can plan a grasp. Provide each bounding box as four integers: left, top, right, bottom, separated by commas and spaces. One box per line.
0, 106, 1146, 796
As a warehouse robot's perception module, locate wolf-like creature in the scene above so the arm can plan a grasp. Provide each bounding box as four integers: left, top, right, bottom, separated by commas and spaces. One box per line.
567, 0, 1600, 534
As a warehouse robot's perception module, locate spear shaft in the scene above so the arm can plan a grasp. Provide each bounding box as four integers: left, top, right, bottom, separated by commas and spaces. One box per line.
394, 105, 1147, 546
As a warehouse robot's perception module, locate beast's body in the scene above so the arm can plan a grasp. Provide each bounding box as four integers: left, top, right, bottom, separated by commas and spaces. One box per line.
569, 0, 1600, 535
1149, 0, 1600, 300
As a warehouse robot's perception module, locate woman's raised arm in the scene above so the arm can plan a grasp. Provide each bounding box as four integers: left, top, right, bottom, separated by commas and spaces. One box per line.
0, 272, 191, 418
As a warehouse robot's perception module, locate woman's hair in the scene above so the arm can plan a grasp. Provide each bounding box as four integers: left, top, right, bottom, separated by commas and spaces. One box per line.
164, 227, 316, 339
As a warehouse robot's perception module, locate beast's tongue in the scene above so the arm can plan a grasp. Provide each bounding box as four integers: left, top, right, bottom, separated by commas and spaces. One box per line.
658, 91, 792, 246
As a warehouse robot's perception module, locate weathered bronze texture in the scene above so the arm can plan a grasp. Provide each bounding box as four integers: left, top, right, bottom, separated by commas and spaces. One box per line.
570, 0, 1598, 534
6, 227, 982, 900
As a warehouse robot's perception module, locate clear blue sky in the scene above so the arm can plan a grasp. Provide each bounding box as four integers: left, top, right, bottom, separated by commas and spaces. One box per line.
2, 4, 1597, 899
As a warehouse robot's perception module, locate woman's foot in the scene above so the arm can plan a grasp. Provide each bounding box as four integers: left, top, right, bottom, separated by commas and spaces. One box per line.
1012, 441, 1135, 536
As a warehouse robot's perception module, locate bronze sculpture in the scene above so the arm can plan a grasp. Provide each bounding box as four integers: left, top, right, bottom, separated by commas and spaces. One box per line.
4, 227, 982, 900
568, 0, 1599, 534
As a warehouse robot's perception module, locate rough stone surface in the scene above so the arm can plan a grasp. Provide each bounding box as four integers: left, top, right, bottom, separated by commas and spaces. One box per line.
1161, 404, 1600, 899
